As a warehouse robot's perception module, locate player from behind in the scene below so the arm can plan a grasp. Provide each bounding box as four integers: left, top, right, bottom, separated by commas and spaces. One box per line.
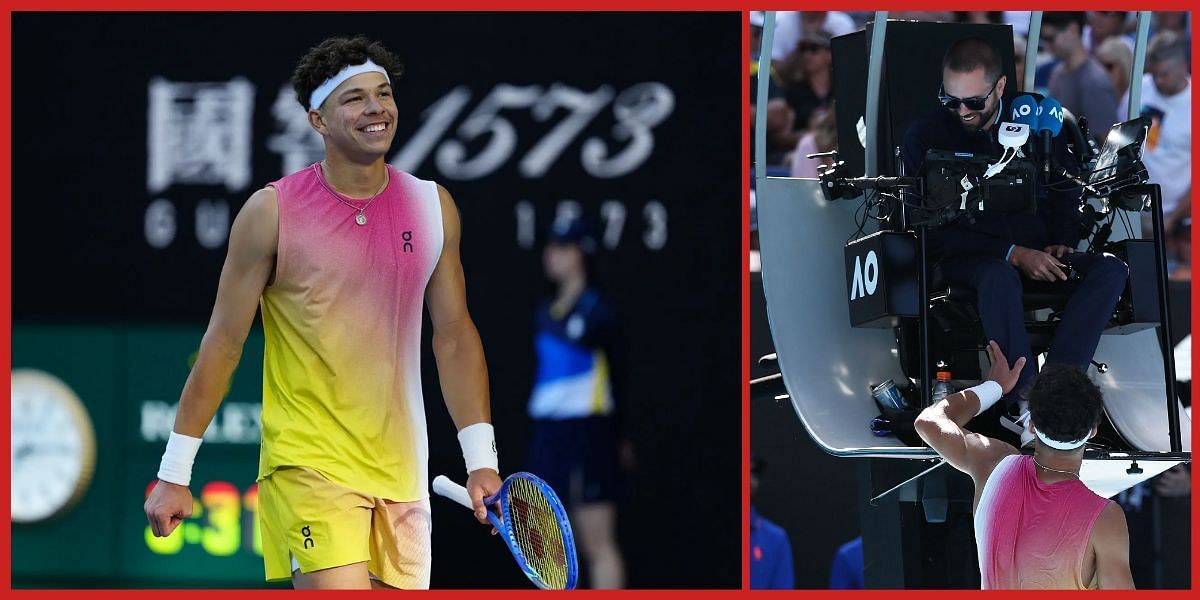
915, 342, 1134, 589
143, 36, 501, 589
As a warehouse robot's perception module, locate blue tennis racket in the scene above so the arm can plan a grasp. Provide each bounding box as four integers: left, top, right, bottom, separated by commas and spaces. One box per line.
433, 472, 578, 590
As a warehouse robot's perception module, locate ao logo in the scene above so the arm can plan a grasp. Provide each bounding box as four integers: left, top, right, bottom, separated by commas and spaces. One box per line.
1012, 103, 1034, 120
850, 250, 879, 301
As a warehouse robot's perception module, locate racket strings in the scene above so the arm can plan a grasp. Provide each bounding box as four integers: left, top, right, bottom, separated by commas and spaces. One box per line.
505, 478, 569, 589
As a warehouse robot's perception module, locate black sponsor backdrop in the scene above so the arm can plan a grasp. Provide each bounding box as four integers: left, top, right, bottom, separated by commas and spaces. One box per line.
12, 12, 740, 588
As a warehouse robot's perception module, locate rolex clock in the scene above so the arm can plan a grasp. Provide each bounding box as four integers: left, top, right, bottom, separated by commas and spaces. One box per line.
10, 369, 97, 523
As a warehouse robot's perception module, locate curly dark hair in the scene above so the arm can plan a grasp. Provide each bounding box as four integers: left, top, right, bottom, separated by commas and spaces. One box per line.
292, 36, 405, 111
1027, 365, 1104, 446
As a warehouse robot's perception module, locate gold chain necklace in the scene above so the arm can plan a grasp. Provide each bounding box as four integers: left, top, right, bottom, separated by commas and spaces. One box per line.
1033, 455, 1080, 479
316, 161, 389, 226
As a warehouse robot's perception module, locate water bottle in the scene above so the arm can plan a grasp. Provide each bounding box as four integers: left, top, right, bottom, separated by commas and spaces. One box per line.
931, 361, 953, 404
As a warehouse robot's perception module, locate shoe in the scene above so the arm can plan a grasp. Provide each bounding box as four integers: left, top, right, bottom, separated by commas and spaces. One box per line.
1018, 411, 1034, 448
999, 409, 1036, 448
999, 410, 1022, 435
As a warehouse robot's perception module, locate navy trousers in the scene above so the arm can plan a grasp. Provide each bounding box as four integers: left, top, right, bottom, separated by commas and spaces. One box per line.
938, 251, 1129, 401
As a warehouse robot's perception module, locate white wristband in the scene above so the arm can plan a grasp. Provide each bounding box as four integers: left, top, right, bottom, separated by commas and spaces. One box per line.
157, 431, 203, 487
969, 380, 1004, 416
457, 422, 498, 475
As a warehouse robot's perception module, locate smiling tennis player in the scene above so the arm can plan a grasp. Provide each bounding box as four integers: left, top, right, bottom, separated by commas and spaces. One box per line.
143, 35, 501, 590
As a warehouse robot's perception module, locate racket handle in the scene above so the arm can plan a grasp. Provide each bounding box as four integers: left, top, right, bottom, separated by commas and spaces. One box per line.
432, 475, 474, 510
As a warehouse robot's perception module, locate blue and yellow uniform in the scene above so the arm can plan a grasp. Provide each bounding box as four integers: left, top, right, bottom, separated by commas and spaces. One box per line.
526, 287, 622, 507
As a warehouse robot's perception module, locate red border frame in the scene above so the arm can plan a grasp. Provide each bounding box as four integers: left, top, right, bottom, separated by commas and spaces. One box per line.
740, 8, 752, 594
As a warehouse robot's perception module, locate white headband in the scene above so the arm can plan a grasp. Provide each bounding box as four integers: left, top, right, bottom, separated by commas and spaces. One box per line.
309, 59, 391, 111
1034, 427, 1089, 451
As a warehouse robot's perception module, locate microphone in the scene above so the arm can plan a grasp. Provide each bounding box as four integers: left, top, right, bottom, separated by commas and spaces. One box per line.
1010, 95, 1040, 126
1037, 97, 1064, 182
1009, 95, 1040, 155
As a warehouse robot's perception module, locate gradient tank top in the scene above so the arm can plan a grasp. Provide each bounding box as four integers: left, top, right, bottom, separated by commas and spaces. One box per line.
258, 163, 443, 502
975, 454, 1110, 589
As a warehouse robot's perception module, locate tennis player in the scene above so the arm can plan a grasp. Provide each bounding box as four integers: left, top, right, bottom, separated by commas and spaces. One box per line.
143, 36, 502, 589
914, 341, 1134, 589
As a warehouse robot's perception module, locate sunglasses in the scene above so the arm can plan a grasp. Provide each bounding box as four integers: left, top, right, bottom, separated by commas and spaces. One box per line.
938, 77, 999, 111
797, 42, 828, 53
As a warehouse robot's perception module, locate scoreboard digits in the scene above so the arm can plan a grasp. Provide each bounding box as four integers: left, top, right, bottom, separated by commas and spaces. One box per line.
144, 480, 260, 558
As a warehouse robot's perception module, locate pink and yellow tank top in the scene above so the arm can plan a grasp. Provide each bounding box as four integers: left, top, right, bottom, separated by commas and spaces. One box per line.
975, 454, 1111, 589
258, 163, 443, 502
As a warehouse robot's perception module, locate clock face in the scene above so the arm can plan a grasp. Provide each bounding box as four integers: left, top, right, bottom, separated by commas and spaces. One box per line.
10, 369, 96, 524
